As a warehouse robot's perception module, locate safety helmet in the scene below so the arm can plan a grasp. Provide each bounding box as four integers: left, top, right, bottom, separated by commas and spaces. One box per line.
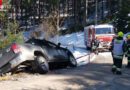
117, 31, 124, 37
127, 35, 130, 38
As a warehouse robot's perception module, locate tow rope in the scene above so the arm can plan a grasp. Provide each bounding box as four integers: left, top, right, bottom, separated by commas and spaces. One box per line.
0, 45, 111, 82
75, 45, 112, 67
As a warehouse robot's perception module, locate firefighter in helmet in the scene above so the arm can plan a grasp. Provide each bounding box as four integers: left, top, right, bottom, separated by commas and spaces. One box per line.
111, 31, 125, 75
125, 35, 130, 68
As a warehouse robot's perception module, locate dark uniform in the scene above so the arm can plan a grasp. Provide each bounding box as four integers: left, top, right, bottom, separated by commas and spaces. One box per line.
111, 32, 125, 75
125, 37, 130, 68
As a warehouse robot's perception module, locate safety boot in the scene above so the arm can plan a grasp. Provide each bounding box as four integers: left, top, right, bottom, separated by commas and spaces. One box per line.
116, 68, 122, 75
116, 71, 122, 75
111, 65, 116, 74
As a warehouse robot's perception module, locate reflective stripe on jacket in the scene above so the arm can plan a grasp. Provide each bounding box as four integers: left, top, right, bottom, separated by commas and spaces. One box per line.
113, 55, 123, 59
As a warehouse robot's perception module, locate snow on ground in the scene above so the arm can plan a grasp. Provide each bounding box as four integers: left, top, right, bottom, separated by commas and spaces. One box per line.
22, 30, 34, 41
51, 32, 86, 48
69, 47, 96, 66
23, 27, 96, 66
51, 32, 96, 66
22, 25, 40, 41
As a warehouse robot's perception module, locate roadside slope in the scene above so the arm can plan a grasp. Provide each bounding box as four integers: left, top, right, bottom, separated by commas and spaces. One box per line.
0, 52, 130, 90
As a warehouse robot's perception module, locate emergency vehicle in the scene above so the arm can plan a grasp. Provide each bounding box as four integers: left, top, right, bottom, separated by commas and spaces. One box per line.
84, 24, 115, 51
0, 0, 3, 9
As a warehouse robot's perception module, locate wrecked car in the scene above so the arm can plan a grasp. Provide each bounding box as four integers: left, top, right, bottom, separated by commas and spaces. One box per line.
0, 38, 77, 75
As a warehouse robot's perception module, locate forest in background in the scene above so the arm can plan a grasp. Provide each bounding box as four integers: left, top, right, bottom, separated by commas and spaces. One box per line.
0, 0, 130, 50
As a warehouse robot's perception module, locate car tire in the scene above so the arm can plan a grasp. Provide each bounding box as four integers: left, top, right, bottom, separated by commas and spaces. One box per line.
35, 56, 49, 74
68, 53, 77, 67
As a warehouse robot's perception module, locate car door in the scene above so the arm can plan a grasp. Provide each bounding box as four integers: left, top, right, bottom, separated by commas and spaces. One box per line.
56, 46, 68, 61
42, 41, 68, 61
40, 40, 61, 61
26, 39, 59, 61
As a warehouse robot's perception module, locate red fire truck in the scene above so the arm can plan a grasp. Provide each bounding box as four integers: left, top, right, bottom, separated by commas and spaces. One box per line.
0, 0, 3, 9
84, 24, 115, 51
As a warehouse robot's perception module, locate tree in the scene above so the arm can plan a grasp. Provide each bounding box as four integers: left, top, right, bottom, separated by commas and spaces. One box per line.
113, 0, 130, 33
0, 0, 24, 50
84, 0, 88, 26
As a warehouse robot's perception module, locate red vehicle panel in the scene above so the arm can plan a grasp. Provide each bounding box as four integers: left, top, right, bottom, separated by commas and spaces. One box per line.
97, 35, 114, 42
84, 24, 115, 50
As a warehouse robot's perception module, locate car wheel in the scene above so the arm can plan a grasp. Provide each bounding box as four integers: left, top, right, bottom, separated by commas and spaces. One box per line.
68, 53, 77, 67
35, 56, 49, 74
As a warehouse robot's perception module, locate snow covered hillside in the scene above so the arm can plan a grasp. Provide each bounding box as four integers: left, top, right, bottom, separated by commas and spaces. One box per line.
23, 29, 96, 66
51, 32, 96, 66
51, 32, 86, 48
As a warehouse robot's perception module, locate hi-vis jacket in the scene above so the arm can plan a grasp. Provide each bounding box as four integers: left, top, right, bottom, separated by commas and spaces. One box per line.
113, 39, 124, 55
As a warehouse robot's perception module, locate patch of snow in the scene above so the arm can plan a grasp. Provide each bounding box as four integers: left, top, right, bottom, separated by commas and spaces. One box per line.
22, 30, 34, 41
51, 31, 96, 66
59, 19, 68, 30
94, 24, 114, 28
22, 25, 40, 41
128, 13, 130, 17
51, 32, 86, 48
66, 45, 95, 66
125, 25, 128, 28
23, 27, 96, 66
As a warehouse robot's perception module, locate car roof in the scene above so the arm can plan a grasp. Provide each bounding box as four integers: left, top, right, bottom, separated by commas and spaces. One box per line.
25, 38, 57, 46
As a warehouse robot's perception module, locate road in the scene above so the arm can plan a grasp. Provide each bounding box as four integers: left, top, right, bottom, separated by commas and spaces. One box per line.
0, 52, 130, 90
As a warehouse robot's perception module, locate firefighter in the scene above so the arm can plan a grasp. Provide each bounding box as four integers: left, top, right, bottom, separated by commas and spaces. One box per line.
111, 31, 125, 75
125, 35, 130, 68
93, 36, 100, 53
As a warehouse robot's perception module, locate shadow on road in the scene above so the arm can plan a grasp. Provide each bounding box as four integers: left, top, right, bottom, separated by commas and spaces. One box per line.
51, 62, 130, 90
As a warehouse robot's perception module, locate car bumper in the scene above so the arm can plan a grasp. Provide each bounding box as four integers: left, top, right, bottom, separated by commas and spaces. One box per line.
9, 53, 23, 69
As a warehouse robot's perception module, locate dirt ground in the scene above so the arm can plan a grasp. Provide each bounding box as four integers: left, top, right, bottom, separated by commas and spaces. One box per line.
0, 52, 130, 90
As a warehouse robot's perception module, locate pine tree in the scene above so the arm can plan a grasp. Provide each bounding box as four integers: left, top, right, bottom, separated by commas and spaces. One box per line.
0, 0, 24, 50
114, 0, 130, 33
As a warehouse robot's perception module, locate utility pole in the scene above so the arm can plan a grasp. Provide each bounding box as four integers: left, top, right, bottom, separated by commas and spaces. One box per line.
95, 0, 98, 25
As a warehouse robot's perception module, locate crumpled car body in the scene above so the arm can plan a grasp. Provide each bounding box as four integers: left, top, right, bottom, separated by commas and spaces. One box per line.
0, 38, 77, 75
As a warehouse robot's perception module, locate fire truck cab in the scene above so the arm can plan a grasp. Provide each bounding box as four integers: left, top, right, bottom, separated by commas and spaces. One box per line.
84, 24, 115, 51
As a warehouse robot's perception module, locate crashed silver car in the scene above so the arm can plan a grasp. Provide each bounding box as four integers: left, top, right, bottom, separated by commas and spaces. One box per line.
0, 38, 77, 75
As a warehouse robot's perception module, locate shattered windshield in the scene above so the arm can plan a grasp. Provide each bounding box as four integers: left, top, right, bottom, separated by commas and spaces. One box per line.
96, 28, 113, 34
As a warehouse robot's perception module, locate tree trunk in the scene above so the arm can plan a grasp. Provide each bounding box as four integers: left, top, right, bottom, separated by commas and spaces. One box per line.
95, 0, 98, 25
20, 0, 23, 22
56, 0, 60, 44
38, 0, 41, 22
101, 0, 104, 20
84, 0, 88, 26
108, 0, 111, 17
